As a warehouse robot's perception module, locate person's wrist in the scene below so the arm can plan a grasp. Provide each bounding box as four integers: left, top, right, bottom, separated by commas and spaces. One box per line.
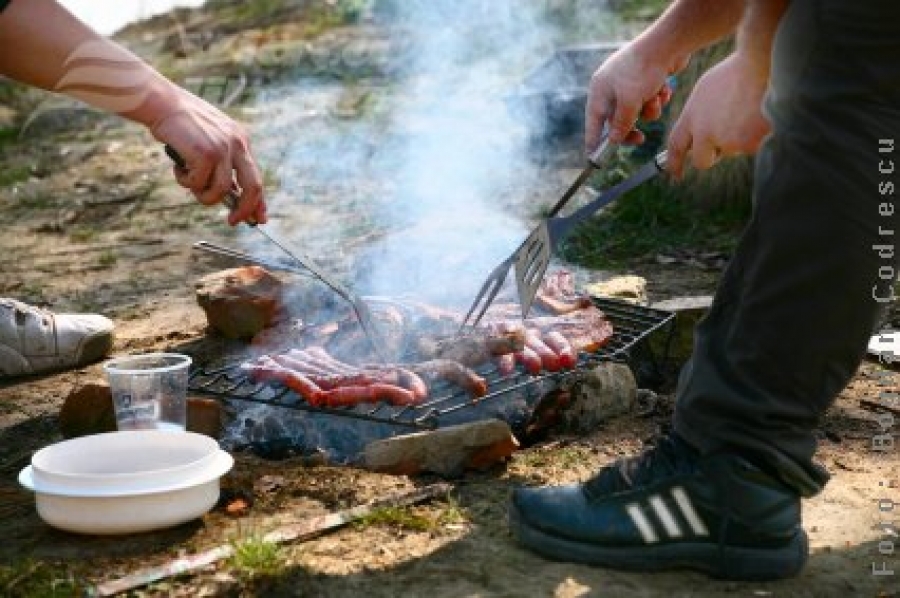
733, 47, 770, 89
121, 72, 184, 131
631, 30, 691, 77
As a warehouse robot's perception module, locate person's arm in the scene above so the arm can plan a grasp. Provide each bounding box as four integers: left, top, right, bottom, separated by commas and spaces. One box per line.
586, 0, 746, 150
0, 0, 265, 225
666, 0, 788, 177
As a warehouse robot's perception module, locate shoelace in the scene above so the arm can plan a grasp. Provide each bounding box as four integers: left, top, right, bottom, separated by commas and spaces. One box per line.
584, 434, 700, 498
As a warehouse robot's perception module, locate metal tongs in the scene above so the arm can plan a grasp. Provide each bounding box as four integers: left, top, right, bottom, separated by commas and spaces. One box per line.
460, 142, 668, 331
167, 146, 390, 363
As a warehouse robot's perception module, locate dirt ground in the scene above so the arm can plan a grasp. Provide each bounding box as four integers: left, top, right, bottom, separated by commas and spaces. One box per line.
1, 4, 899, 597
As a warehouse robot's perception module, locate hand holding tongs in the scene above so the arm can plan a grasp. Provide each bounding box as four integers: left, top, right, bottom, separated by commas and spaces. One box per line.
459, 138, 668, 331
166, 145, 390, 363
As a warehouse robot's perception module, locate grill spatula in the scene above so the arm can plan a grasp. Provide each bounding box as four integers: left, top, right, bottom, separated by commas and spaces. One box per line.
514, 150, 669, 318
165, 146, 390, 363
459, 133, 616, 331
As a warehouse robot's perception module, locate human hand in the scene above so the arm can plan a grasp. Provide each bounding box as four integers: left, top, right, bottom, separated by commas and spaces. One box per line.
585, 39, 689, 152
666, 53, 770, 179
150, 88, 267, 226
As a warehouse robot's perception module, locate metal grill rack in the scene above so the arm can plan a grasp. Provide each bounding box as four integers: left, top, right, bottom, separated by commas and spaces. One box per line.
187, 297, 675, 430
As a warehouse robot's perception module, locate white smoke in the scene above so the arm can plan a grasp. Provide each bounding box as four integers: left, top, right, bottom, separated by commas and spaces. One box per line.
249, 0, 622, 307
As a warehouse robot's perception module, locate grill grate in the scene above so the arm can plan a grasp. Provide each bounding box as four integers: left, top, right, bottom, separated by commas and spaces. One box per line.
187, 297, 675, 430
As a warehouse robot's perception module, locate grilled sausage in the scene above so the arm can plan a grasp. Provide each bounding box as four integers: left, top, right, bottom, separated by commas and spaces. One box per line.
543, 330, 578, 369
525, 329, 561, 372
319, 383, 418, 407
496, 353, 517, 376
242, 357, 324, 405
396, 368, 429, 401
515, 346, 543, 376
412, 359, 487, 398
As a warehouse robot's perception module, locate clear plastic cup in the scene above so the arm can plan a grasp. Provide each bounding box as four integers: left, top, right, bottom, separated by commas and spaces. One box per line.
103, 353, 192, 431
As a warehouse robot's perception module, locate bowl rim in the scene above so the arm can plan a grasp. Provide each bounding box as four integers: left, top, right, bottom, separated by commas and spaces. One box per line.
102, 352, 192, 375
20, 449, 233, 498
30, 430, 219, 483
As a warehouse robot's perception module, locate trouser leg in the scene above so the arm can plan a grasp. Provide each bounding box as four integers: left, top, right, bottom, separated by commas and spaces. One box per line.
673, 0, 900, 496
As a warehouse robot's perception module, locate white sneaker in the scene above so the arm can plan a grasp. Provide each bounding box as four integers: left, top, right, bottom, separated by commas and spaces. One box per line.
0, 299, 114, 377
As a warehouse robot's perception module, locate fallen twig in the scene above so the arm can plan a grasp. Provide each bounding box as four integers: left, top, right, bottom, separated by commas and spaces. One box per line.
88, 482, 452, 597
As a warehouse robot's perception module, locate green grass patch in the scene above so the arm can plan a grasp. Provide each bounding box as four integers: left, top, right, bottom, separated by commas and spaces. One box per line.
553, 149, 753, 268
68, 227, 99, 244
0, 127, 21, 148
436, 494, 469, 527
0, 165, 30, 188
97, 250, 118, 268
519, 444, 591, 470
559, 180, 751, 268
353, 506, 435, 532
0, 560, 83, 598
229, 536, 286, 579
13, 192, 56, 210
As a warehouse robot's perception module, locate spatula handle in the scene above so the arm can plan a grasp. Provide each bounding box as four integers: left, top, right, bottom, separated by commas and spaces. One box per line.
552, 150, 668, 245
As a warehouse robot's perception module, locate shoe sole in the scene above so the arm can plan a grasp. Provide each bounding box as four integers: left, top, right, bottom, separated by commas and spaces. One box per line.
509, 503, 808, 581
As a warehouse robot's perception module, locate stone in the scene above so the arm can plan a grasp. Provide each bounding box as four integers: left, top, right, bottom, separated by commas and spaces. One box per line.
561, 362, 638, 433
362, 419, 519, 477
585, 275, 648, 305
649, 295, 714, 371
195, 266, 284, 340
186, 396, 223, 439
59, 379, 117, 438
59, 379, 223, 439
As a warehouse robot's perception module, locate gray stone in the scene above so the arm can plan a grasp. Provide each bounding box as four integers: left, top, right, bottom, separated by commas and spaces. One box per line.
562, 362, 638, 432
362, 419, 519, 477
649, 295, 714, 370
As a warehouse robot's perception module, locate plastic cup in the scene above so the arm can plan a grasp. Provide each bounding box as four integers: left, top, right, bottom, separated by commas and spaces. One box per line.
103, 353, 192, 432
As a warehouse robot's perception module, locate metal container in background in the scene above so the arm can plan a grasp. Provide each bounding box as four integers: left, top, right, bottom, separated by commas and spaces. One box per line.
507, 43, 622, 157
507, 42, 670, 163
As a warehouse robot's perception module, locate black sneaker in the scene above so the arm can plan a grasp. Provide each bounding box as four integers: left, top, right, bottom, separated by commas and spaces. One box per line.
509, 434, 808, 580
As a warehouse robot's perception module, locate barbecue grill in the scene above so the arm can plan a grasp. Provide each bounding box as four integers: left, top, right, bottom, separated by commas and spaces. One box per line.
188, 297, 675, 430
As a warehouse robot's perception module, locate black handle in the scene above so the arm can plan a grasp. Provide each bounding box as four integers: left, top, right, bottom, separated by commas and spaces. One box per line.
553, 152, 667, 246
163, 144, 256, 226
164, 144, 187, 169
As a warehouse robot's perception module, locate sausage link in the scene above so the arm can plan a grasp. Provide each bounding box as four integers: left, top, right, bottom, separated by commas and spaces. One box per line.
525, 329, 561, 372
543, 330, 578, 369
515, 346, 543, 376
496, 353, 517, 376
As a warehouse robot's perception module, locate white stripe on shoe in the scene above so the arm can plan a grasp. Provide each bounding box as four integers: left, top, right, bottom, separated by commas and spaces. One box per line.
672, 486, 710, 537
649, 495, 683, 538
625, 488, 710, 544
626, 503, 659, 544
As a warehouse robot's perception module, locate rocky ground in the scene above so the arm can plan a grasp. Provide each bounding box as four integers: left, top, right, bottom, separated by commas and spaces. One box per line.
1, 1, 898, 596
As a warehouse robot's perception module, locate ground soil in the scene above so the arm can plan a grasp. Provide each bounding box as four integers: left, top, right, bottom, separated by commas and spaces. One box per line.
1, 5, 899, 597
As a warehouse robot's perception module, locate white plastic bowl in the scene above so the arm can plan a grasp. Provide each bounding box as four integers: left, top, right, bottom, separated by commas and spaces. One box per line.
18, 431, 233, 535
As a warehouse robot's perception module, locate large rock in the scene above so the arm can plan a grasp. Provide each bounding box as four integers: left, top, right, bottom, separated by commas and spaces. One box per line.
561, 361, 638, 433
58, 379, 117, 438
195, 266, 284, 340
649, 295, 714, 371
362, 419, 519, 477
585, 275, 648, 305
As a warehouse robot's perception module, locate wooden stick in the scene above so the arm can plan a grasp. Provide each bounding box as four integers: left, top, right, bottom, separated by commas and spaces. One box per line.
88, 482, 452, 597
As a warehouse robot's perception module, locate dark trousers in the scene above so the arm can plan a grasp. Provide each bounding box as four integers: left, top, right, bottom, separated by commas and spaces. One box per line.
673, 0, 900, 496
